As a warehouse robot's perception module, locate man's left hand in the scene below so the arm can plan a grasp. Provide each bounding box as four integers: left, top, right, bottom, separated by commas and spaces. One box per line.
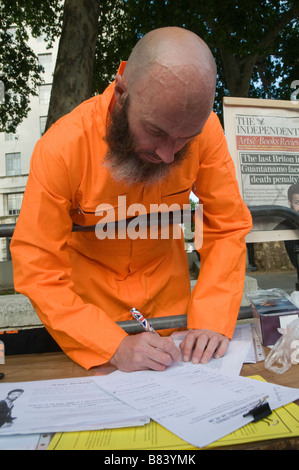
179, 329, 230, 364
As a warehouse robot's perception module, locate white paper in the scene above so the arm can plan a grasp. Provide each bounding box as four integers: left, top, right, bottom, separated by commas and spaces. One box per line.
0, 433, 52, 450
232, 323, 257, 363
201, 340, 251, 375
95, 363, 299, 448
0, 433, 41, 450
0, 377, 149, 436
172, 330, 252, 374
232, 323, 253, 341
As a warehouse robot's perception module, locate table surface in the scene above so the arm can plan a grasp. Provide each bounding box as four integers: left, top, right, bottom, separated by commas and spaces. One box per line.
1, 350, 299, 450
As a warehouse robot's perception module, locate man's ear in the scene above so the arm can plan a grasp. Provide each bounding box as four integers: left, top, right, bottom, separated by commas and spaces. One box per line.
114, 73, 128, 105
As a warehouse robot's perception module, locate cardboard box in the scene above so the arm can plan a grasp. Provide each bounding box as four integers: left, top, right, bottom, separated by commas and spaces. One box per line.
250, 291, 299, 346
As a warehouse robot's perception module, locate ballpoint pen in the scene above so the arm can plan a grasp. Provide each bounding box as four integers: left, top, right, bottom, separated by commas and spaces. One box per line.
130, 308, 160, 336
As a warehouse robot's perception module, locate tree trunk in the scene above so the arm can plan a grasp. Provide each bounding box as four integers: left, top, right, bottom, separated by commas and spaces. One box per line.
218, 50, 258, 97
46, 0, 100, 131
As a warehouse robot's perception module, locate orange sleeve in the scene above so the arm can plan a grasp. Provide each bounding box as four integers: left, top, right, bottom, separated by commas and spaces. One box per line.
10, 139, 127, 369
187, 112, 252, 338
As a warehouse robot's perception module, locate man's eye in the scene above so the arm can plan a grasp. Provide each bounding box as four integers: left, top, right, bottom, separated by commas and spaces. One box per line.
148, 127, 165, 137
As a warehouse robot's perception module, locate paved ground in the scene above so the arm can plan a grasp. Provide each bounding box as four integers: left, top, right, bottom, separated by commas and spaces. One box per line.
246, 268, 298, 294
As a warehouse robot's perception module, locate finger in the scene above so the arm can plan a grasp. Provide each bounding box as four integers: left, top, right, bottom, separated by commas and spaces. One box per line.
180, 331, 198, 362
147, 335, 180, 365
196, 335, 220, 364
159, 337, 182, 362
189, 333, 210, 364
214, 337, 230, 359
140, 357, 168, 372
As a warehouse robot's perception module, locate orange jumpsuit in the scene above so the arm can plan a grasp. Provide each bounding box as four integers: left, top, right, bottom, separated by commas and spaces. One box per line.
10, 63, 252, 370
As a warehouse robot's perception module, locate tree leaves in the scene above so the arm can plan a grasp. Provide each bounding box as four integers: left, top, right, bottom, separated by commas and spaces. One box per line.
0, 0, 63, 132
0, 1, 297, 131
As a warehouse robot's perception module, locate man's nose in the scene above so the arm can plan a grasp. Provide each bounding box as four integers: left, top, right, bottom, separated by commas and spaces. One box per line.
155, 141, 176, 164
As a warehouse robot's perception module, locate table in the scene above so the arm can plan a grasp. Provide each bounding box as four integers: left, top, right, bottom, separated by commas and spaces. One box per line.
1, 350, 298, 450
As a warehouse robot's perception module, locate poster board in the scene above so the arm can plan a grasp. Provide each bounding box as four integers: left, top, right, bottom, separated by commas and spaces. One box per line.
223, 97, 299, 243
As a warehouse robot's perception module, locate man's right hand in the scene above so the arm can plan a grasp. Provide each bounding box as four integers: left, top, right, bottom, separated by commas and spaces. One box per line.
109, 332, 181, 372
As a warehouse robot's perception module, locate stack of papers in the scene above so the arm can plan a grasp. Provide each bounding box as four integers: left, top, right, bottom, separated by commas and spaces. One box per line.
0, 325, 298, 450
0, 377, 148, 436
48, 398, 299, 450
94, 361, 299, 448
231, 323, 260, 362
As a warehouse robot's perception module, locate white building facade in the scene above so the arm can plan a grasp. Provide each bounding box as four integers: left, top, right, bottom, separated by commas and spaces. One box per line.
0, 33, 58, 261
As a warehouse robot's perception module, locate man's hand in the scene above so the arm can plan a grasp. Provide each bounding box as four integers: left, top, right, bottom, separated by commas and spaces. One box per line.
179, 329, 230, 364
110, 332, 181, 372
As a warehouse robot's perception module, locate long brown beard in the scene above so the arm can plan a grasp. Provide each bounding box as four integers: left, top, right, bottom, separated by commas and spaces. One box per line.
103, 97, 191, 185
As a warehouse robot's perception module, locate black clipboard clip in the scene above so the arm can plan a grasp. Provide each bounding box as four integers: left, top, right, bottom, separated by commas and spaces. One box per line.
243, 396, 272, 422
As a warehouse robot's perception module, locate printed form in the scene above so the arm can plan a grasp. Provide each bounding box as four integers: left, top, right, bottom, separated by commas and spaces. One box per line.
95, 362, 299, 448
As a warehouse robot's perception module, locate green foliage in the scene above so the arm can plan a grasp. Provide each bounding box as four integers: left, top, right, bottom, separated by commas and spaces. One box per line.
92, 0, 137, 94
0, 0, 63, 133
250, 17, 299, 100
92, 0, 298, 119
0, 1, 297, 131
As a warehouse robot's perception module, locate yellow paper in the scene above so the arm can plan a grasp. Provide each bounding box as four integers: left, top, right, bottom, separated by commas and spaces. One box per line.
207, 402, 299, 448
48, 420, 196, 451
48, 375, 299, 450
48, 401, 299, 450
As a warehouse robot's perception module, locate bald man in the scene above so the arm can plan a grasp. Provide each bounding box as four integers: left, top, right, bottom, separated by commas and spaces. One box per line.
11, 27, 252, 372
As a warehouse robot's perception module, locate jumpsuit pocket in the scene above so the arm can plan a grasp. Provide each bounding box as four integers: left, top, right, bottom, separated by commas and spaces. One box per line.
71, 194, 127, 231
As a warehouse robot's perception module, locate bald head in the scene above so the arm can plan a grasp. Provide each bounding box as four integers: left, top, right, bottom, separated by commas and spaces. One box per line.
125, 28, 215, 77
108, 27, 217, 184
123, 27, 216, 107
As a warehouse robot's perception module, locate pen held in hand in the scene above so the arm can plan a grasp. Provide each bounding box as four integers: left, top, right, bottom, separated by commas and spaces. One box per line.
130, 308, 160, 336
131, 308, 182, 363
